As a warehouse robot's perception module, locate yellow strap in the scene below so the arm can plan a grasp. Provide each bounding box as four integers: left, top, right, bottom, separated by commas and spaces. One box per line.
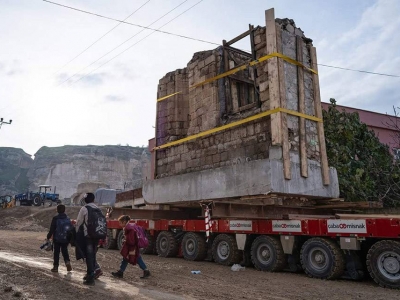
153, 107, 322, 151
157, 91, 181, 102
156, 52, 317, 102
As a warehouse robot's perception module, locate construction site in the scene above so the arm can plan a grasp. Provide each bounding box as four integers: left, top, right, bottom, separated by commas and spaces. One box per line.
1, 6, 400, 300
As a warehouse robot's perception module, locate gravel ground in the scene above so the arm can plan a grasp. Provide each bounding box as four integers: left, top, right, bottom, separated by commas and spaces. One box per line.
0, 207, 399, 299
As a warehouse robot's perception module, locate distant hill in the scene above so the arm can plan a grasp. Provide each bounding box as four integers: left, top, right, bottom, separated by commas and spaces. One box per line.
0, 145, 150, 199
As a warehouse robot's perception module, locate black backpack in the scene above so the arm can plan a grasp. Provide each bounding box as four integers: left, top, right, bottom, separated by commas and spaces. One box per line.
54, 217, 72, 243
85, 205, 107, 239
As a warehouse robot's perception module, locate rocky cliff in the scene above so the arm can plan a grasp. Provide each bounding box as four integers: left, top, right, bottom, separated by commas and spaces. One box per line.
0, 145, 149, 199
0, 147, 33, 195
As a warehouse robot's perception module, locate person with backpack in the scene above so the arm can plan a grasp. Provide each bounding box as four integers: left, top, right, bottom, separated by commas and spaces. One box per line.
111, 215, 150, 279
75, 192, 107, 285
47, 204, 72, 273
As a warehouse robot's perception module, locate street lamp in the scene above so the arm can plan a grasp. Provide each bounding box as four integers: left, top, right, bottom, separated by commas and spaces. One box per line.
0, 118, 12, 130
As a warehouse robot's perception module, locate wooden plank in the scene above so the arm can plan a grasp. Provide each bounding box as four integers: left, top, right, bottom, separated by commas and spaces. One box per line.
310, 46, 330, 185
226, 29, 251, 46
296, 36, 308, 178
336, 214, 400, 219
285, 214, 335, 220
224, 44, 252, 58
223, 40, 232, 113
276, 23, 291, 179
265, 8, 282, 145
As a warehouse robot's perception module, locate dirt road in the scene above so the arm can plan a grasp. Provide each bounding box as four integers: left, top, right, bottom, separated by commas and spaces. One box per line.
0, 229, 398, 300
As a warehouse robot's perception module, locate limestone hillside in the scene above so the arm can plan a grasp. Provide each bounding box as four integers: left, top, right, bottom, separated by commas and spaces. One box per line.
0, 145, 150, 199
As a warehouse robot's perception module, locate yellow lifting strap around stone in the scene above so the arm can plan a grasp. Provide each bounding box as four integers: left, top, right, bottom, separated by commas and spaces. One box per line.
156, 52, 317, 103
153, 107, 322, 151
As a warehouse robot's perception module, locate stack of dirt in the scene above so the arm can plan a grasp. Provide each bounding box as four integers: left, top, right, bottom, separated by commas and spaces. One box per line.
0, 206, 82, 232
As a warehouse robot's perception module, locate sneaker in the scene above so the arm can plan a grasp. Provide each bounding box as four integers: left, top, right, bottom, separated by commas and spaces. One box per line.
65, 262, 72, 272
140, 270, 150, 279
51, 267, 58, 273
94, 269, 103, 279
83, 277, 95, 286
111, 270, 123, 278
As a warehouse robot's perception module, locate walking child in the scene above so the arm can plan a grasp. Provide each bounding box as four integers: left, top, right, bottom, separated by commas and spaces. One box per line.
111, 215, 150, 279
75, 192, 106, 285
47, 204, 72, 272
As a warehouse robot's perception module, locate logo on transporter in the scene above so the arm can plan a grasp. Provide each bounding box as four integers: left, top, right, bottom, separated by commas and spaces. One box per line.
272, 220, 302, 232
327, 220, 367, 233
229, 220, 252, 231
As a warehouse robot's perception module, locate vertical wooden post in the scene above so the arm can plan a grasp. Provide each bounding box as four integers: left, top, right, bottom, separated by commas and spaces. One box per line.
276, 23, 291, 180
296, 36, 308, 178
310, 46, 330, 185
222, 40, 231, 113
265, 8, 282, 146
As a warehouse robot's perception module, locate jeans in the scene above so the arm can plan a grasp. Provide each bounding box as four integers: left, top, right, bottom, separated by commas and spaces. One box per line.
120, 255, 147, 272
85, 237, 99, 277
53, 242, 70, 267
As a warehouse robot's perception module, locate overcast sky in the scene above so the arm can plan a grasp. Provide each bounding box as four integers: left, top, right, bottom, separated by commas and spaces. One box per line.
0, 0, 399, 156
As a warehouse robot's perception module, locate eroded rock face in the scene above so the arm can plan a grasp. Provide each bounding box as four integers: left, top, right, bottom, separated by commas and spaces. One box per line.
0, 147, 33, 195
0, 145, 149, 199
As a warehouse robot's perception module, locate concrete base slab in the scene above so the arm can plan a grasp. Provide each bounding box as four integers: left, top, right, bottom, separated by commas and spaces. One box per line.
143, 156, 339, 204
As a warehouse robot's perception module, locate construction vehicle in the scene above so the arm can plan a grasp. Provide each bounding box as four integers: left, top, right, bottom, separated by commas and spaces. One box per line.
102, 7, 400, 290
0, 195, 13, 209
14, 185, 60, 206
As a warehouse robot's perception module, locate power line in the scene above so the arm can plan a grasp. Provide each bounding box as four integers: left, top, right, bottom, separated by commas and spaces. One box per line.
57, 0, 190, 86
318, 64, 400, 78
43, 0, 219, 47
73, 0, 205, 86
42, 0, 400, 82
52, 0, 152, 76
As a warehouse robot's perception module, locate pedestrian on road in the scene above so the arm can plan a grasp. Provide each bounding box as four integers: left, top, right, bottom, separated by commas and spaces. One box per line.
47, 204, 72, 273
111, 215, 150, 279
75, 192, 105, 285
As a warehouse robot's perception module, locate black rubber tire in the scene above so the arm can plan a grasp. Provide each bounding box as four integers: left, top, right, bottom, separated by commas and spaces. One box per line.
156, 231, 179, 257
300, 237, 345, 280
103, 229, 117, 250
117, 230, 124, 250
251, 235, 286, 272
182, 232, 207, 261
366, 240, 400, 289
212, 234, 242, 266
33, 196, 42, 206
142, 231, 155, 254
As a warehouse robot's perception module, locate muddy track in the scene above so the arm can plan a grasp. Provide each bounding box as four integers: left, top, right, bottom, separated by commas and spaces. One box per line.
0, 230, 398, 300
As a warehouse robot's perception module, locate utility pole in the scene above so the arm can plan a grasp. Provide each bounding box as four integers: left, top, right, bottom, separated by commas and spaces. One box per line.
0, 117, 12, 130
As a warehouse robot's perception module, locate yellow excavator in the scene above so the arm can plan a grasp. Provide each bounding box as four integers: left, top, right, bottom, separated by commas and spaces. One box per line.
0, 195, 14, 209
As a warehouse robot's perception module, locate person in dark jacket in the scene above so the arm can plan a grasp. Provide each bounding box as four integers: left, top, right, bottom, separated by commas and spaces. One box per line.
47, 204, 72, 272
111, 215, 150, 279
75, 192, 103, 285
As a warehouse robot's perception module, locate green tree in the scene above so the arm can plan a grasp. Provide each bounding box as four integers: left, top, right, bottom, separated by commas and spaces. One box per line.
323, 98, 400, 207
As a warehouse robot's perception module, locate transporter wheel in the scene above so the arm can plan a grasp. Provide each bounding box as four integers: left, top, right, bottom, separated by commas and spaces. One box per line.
117, 230, 125, 250
212, 234, 241, 266
251, 235, 286, 272
366, 240, 400, 289
103, 229, 117, 250
156, 231, 179, 257
300, 237, 345, 280
33, 196, 42, 206
142, 232, 155, 254
182, 232, 207, 261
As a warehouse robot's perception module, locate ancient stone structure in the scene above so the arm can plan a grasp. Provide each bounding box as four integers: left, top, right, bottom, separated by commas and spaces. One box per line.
144, 8, 339, 204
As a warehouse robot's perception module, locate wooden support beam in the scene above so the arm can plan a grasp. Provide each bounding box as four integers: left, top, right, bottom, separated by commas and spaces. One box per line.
265, 8, 282, 145
310, 46, 330, 185
276, 23, 291, 179
296, 36, 308, 178
223, 45, 252, 57
225, 29, 251, 46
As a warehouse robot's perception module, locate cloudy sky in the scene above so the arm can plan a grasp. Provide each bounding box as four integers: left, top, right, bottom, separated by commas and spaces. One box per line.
0, 0, 399, 156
